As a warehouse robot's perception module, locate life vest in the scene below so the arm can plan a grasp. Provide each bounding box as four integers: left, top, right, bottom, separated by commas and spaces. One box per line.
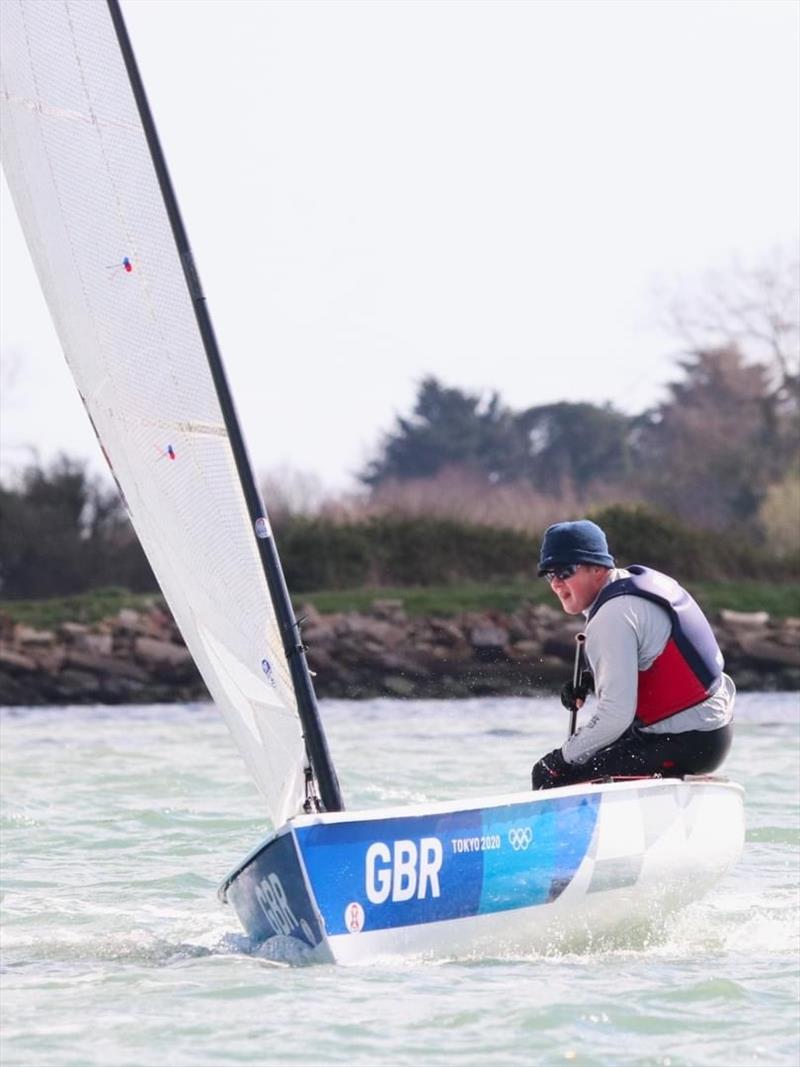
587, 565, 724, 725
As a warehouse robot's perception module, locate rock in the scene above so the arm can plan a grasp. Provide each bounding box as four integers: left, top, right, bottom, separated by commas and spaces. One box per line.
427, 619, 468, 646
1, 599, 798, 705
374, 651, 423, 674
95, 676, 151, 703
57, 668, 101, 695
720, 609, 770, 627
0, 645, 37, 672
297, 603, 324, 627
469, 623, 510, 664
730, 667, 766, 691
73, 632, 114, 657
31, 647, 67, 673
383, 674, 416, 697
131, 636, 198, 683
506, 640, 541, 660
525, 603, 563, 624
542, 628, 584, 659
370, 599, 407, 622
306, 647, 335, 674
133, 636, 194, 670
65, 649, 151, 681
470, 624, 509, 649
0, 670, 34, 703
422, 644, 456, 663
116, 608, 141, 631
530, 654, 570, 683
301, 621, 335, 647
13, 624, 56, 647
738, 635, 800, 668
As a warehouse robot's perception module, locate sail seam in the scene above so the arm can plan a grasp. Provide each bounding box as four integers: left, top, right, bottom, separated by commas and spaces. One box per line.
2, 91, 142, 132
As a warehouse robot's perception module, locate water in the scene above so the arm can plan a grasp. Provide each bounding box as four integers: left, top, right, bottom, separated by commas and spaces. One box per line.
1, 694, 798, 1067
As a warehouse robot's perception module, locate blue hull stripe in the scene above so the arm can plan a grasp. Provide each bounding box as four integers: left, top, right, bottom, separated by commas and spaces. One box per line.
295, 794, 599, 936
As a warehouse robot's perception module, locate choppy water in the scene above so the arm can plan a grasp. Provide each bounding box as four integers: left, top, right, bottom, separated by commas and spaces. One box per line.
1, 693, 798, 1067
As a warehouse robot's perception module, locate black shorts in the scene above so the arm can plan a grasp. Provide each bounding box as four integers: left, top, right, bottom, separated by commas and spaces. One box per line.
558, 721, 733, 785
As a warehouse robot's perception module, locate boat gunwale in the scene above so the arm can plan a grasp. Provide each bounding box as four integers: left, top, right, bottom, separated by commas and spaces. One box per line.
218, 774, 743, 901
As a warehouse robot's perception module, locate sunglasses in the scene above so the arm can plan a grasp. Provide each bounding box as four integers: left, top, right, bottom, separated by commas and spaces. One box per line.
541, 564, 579, 583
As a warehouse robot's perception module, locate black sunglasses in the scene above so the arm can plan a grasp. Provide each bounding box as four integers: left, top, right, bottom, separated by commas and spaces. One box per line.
541, 564, 579, 583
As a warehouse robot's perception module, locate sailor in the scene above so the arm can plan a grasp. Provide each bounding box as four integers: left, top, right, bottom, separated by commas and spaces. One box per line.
531, 519, 735, 790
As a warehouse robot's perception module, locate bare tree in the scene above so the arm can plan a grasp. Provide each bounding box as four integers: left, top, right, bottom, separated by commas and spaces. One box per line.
636, 345, 792, 529
663, 248, 799, 388
259, 465, 337, 523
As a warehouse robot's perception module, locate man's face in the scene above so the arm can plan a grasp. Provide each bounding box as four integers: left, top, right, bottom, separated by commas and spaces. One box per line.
547, 565, 609, 615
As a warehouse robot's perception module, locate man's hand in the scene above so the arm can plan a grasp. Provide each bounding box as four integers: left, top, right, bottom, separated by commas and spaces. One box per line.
531, 747, 572, 790
560, 681, 585, 712
560, 669, 595, 712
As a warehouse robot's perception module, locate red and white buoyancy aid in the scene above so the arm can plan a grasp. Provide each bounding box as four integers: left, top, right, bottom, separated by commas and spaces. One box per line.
587, 565, 724, 725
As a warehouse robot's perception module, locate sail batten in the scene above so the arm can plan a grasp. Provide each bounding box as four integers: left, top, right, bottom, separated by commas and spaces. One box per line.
1, 0, 336, 826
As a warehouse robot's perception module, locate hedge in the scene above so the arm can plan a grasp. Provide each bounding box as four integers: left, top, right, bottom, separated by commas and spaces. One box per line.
274, 508, 798, 591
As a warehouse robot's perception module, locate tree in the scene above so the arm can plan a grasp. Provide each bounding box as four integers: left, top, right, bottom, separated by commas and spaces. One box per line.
664, 248, 799, 395
634, 346, 782, 529
361, 377, 641, 500
0, 456, 154, 598
360, 377, 530, 487
516, 401, 636, 497
758, 473, 800, 558
656, 253, 800, 534
663, 250, 800, 462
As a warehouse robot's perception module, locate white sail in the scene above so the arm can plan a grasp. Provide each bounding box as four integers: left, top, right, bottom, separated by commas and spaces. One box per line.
0, 0, 309, 827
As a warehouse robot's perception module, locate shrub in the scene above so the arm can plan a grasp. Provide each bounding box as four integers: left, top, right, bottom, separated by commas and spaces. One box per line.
589, 504, 797, 581
276, 515, 536, 590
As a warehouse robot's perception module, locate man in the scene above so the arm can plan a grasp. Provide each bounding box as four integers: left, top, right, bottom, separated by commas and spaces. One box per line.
531, 519, 734, 789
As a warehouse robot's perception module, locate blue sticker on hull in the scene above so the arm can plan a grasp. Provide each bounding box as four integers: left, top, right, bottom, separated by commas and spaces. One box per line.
295, 794, 599, 936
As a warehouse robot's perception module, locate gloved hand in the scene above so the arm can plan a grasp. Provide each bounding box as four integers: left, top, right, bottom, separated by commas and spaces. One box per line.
560, 669, 595, 712
531, 747, 573, 790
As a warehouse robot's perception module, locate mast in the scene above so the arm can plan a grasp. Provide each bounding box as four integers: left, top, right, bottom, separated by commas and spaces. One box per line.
105, 0, 343, 813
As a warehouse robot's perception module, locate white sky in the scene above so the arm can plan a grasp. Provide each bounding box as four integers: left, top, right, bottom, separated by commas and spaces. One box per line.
1, 0, 798, 491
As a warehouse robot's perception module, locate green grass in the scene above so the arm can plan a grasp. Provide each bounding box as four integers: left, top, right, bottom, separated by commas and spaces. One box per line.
292, 582, 551, 616
297, 580, 800, 618
685, 581, 800, 618
0, 587, 165, 630
1, 579, 798, 631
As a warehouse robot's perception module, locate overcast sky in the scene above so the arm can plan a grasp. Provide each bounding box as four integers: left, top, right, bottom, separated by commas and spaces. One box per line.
1, 0, 798, 490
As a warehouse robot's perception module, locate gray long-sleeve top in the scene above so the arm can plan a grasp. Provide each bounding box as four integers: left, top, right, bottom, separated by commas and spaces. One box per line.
562, 569, 735, 765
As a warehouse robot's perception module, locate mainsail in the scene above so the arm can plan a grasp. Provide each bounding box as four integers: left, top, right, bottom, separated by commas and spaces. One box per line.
1, 0, 341, 826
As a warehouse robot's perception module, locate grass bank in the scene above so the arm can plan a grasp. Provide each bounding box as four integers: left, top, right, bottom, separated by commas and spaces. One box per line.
299, 580, 800, 618
2, 579, 798, 630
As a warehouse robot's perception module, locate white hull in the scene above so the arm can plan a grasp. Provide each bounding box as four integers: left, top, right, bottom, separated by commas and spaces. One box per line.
221, 776, 745, 965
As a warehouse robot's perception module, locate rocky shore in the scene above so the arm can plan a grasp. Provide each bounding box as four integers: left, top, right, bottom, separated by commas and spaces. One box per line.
1, 599, 798, 706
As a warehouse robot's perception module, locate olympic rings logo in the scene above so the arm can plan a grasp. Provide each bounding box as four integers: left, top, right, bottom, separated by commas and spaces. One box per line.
507, 826, 532, 851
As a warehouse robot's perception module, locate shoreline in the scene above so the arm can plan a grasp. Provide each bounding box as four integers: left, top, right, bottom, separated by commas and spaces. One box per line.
1, 600, 798, 706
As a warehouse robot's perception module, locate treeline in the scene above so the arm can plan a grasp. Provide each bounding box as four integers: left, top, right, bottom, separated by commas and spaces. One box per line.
356, 347, 798, 553
0, 456, 796, 601
0, 457, 154, 599
278, 507, 796, 591
353, 252, 799, 550
2, 257, 798, 599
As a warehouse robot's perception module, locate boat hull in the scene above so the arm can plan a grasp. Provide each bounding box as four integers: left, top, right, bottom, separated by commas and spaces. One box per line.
220, 777, 744, 964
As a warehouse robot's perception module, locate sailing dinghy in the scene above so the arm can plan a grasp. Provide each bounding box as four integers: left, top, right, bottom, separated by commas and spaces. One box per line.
1, 0, 744, 964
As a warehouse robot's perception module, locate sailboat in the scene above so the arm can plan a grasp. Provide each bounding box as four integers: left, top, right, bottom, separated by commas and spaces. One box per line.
1, 0, 744, 965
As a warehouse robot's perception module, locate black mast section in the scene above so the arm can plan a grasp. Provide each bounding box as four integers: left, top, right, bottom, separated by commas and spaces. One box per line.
106, 0, 343, 813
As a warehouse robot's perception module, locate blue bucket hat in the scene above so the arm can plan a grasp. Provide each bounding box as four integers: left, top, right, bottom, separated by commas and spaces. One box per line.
537, 520, 615, 575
